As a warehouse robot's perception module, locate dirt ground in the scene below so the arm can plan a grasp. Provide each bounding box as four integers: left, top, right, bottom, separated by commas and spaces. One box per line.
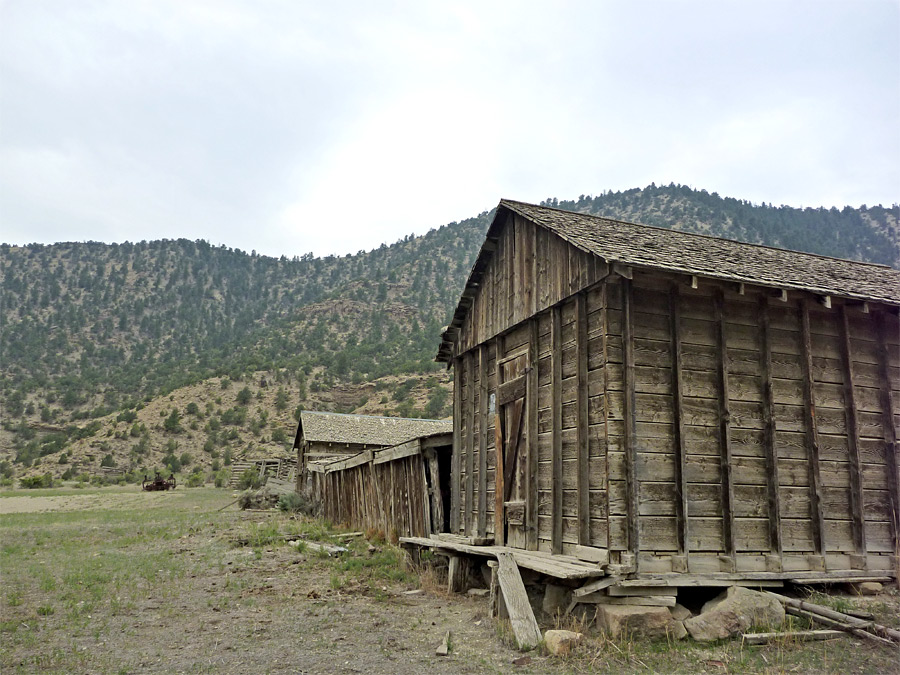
102, 525, 529, 673
0, 489, 548, 674
2, 488, 899, 674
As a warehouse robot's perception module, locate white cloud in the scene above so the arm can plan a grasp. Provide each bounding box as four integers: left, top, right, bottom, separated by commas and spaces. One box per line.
1, 1, 897, 256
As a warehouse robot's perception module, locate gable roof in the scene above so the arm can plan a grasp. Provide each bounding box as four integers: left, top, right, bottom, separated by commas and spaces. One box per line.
295, 411, 451, 448
437, 199, 900, 362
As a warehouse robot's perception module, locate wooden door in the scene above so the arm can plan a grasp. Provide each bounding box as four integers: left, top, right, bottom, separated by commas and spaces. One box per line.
496, 349, 528, 548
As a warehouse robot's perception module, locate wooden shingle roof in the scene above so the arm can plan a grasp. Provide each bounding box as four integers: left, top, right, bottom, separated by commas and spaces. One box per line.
295, 411, 451, 448
437, 199, 900, 362
502, 200, 900, 305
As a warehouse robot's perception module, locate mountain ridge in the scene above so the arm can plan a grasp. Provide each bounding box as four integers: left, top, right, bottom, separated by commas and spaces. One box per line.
2, 184, 897, 483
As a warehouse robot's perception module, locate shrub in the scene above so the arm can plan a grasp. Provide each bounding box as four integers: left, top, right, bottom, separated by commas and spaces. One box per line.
237, 467, 263, 490
186, 471, 204, 488
20, 473, 53, 489
163, 409, 182, 433
214, 468, 229, 488
277, 491, 317, 515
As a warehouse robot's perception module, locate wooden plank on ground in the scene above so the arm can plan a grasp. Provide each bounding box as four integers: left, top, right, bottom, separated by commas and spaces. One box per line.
495, 551, 543, 649
742, 630, 846, 645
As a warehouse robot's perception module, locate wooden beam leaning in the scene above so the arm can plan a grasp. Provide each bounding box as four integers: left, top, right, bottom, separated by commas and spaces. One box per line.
551, 303, 564, 555
838, 305, 867, 556
758, 295, 783, 559
576, 292, 591, 546
465, 350, 476, 536
623, 278, 639, 557
478, 344, 489, 538
526, 317, 540, 551
669, 284, 689, 559
873, 311, 900, 563
799, 299, 826, 554
451, 357, 462, 533
495, 551, 543, 649
714, 288, 737, 559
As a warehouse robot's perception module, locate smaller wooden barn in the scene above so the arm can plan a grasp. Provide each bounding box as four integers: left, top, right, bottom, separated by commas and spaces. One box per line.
293, 410, 451, 491
293, 411, 451, 467
308, 430, 453, 539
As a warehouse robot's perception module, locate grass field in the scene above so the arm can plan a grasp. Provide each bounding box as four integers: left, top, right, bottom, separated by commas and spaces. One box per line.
1, 485, 898, 674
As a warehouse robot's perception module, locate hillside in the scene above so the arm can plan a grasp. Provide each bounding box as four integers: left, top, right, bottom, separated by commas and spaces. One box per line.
2, 184, 897, 484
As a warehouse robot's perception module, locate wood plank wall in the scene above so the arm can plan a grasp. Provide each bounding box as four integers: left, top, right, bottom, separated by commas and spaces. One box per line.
321, 454, 429, 540
454, 214, 608, 356
448, 216, 900, 576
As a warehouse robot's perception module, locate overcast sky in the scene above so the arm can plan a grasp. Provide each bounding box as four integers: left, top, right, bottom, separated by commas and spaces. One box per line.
1, 1, 898, 258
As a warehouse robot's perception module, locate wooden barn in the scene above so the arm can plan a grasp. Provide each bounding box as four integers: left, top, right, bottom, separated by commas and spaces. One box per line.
405, 199, 900, 588
293, 410, 451, 489
307, 430, 452, 539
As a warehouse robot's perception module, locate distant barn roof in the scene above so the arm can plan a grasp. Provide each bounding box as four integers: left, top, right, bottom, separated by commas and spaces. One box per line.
437, 200, 900, 362
296, 411, 452, 447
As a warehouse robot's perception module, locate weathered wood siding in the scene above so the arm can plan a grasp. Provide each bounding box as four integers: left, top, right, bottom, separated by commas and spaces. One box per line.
321, 454, 429, 540
449, 219, 900, 577
454, 213, 609, 356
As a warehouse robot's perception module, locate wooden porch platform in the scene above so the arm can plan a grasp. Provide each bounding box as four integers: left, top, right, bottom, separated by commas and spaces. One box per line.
401, 535, 895, 586
399, 535, 606, 580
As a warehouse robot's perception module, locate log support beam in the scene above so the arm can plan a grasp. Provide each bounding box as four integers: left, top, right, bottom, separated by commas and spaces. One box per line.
465, 350, 476, 535
799, 299, 827, 554
451, 358, 462, 533
669, 285, 689, 559
838, 306, 867, 557
526, 318, 539, 550
477, 344, 489, 538
873, 311, 900, 572
623, 279, 639, 557
551, 304, 564, 555
759, 295, 783, 560
714, 289, 736, 558
575, 292, 590, 546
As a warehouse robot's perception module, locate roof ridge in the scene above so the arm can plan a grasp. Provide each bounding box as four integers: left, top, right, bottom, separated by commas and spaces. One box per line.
301, 410, 449, 423
499, 199, 895, 270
